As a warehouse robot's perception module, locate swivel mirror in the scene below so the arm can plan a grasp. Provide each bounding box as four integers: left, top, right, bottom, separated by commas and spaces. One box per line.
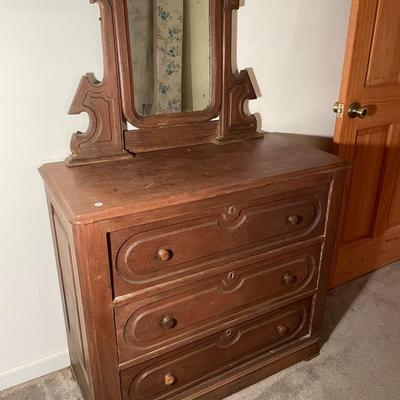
67, 0, 259, 167
126, 0, 211, 116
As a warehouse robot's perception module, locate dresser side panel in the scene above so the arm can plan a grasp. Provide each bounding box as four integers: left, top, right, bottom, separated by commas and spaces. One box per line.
47, 199, 93, 400
71, 222, 122, 400
46, 188, 122, 400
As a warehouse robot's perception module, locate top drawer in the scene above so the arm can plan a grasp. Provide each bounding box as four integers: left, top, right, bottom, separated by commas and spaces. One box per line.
110, 183, 329, 298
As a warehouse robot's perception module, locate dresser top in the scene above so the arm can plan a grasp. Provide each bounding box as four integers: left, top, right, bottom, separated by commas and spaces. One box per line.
39, 134, 347, 224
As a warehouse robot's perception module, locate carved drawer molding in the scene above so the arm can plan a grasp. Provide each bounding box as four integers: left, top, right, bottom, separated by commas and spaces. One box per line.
120, 298, 312, 400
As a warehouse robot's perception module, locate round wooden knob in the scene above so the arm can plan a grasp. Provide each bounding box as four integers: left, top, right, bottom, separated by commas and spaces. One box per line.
283, 272, 297, 285
160, 315, 177, 330
164, 373, 176, 386
287, 215, 301, 225
158, 247, 173, 261
277, 324, 289, 336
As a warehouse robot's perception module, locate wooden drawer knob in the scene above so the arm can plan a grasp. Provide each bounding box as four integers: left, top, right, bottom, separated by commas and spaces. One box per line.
286, 215, 301, 225
158, 247, 174, 261
277, 324, 289, 336
160, 315, 177, 330
164, 373, 176, 386
282, 272, 297, 285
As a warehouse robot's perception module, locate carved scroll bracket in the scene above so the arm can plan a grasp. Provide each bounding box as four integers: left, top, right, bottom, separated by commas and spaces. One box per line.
66, 0, 133, 167
216, 0, 263, 143
66, 0, 263, 165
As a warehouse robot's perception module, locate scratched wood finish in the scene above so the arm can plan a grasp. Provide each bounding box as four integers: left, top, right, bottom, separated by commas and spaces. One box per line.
41, 136, 347, 399
331, 0, 400, 287
40, 134, 345, 224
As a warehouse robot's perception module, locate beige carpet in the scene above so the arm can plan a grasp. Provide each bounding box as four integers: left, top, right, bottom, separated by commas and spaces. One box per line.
1, 262, 399, 400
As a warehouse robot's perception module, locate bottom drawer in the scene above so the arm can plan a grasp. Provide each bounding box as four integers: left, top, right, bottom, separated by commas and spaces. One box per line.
120, 298, 313, 400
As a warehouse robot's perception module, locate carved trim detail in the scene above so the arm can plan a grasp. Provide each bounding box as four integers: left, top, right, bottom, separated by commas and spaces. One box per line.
218, 205, 246, 230
115, 194, 322, 286
67, 0, 263, 164
218, 271, 244, 293
216, 327, 241, 348
127, 302, 309, 400
116, 250, 317, 363
66, 0, 132, 166
217, 0, 262, 142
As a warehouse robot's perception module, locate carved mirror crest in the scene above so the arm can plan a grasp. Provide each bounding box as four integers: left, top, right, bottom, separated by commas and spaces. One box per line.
66, 0, 261, 167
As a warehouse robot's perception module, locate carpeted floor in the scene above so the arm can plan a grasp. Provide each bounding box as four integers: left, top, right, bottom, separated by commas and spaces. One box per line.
1, 262, 399, 400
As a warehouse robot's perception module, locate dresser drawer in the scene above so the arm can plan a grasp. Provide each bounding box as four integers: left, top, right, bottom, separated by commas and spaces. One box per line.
115, 244, 320, 363
120, 298, 312, 400
110, 184, 329, 297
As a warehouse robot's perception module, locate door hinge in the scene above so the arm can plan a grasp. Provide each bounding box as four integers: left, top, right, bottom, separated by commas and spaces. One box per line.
333, 102, 344, 119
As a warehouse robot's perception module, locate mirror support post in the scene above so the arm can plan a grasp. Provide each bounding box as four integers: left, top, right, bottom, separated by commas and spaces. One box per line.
65, 0, 133, 167
216, 0, 262, 143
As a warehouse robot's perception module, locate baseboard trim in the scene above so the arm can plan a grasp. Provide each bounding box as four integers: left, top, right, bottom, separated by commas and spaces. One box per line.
0, 348, 70, 391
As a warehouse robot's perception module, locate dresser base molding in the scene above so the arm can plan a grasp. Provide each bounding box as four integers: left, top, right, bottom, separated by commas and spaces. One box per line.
120, 338, 320, 400
200, 339, 320, 400
188, 339, 320, 400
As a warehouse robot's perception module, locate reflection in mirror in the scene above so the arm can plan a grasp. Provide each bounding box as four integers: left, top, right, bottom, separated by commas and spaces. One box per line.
126, 0, 211, 116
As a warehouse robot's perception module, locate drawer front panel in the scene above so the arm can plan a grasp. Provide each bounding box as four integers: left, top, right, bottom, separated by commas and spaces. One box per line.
115, 245, 320, 363
120, 298, 312, 400
111, 184, 328, 297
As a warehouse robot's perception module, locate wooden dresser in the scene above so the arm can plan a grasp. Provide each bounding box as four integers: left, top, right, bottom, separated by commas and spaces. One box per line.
40, 1, 348, 398
40, 135, 347, 400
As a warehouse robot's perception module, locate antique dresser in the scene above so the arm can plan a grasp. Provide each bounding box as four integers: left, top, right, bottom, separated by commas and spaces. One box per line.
39, 1, 348, 399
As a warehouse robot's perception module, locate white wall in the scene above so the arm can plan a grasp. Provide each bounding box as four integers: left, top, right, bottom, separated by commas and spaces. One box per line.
0, 0, 350, 390
238, 0, 351, 137
0, 0, 102, 390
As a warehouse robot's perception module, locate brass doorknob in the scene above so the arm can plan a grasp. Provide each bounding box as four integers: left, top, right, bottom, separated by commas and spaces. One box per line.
348, 102, 369, 119
164, 373, 176, 386
333, 101, 344, 115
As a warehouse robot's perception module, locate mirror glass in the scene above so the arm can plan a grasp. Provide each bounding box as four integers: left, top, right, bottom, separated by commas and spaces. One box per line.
126, 0, 211, 116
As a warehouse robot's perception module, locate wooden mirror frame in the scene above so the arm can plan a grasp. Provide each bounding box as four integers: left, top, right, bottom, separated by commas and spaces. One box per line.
66, 0, 262, 167
115, 0, 222, 128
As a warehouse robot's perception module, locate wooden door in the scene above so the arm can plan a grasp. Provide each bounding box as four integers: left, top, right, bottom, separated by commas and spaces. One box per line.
331, 0, 400, 287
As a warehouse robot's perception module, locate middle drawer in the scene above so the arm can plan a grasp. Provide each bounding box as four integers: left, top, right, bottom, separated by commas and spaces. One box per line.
115, 244, 321, 364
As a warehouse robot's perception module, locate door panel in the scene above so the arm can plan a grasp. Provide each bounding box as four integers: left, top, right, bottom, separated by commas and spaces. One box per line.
331, 0, 400, 286
372, 124, 400, 235
342, 126, 388, 244
389, 174, 400, 227
366, 0, 400, 87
